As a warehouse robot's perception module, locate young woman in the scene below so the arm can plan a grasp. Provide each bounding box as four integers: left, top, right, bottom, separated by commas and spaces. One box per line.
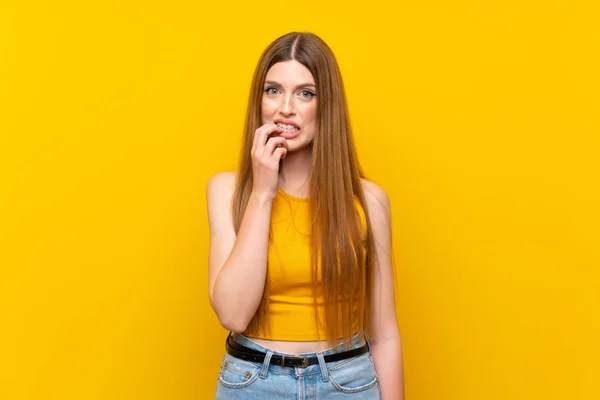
207, 32, 404, 399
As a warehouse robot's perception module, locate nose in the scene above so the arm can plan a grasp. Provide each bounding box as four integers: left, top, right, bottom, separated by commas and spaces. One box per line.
278, 93, 295, 115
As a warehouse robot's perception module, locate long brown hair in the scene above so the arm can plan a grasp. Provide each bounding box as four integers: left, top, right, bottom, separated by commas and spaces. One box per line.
232, 32, 376, 348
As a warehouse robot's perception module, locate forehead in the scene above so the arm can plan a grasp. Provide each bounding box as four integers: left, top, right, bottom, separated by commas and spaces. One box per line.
265, 60, 315, 85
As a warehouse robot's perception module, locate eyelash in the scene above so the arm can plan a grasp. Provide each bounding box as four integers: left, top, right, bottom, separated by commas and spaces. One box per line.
264, 87, 316, 99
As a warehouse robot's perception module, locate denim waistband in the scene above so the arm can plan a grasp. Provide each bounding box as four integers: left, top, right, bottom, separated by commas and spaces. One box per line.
225, 330, 371, 379
229, 330, 369, 357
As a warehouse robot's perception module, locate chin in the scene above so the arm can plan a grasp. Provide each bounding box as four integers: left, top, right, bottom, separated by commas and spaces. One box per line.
290, 141, 314, 153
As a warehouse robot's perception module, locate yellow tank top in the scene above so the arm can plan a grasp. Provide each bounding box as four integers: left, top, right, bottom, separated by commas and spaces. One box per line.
246, 187, 367, 341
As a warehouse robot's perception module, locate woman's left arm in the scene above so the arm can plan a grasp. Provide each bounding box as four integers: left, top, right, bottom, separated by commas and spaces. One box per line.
362, 180, 405, 400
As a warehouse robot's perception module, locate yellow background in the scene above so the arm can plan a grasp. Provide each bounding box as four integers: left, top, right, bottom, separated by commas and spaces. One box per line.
1, 1, 598, 399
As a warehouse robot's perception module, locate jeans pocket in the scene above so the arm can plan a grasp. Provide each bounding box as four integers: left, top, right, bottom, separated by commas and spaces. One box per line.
218, 353, 262, 389
327, 352, 378, 394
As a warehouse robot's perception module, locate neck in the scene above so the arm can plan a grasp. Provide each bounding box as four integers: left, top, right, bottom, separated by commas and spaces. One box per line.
278, 145, 312, 196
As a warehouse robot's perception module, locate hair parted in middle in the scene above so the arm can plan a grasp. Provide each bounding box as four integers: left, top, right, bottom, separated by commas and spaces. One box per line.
232, 31, 377, 349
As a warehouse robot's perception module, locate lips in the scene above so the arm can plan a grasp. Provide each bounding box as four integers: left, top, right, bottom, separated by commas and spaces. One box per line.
277, 128, 301, 139
274, 119, 300, 128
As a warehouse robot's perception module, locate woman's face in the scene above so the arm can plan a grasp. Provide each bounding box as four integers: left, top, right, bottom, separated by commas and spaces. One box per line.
261, 60, 317, 152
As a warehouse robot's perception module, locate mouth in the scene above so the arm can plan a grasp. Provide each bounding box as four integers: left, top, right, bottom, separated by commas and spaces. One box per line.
274, 120, 300, 133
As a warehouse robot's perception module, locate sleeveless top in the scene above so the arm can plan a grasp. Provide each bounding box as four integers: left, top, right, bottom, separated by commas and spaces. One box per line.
245, 187, 367, 341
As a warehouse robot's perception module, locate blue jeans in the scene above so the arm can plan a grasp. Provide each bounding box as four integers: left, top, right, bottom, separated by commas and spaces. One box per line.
215, 330, 382, 399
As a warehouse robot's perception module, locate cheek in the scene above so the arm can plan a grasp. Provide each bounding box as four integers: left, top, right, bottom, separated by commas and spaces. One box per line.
261, 98, 277, 116
303, 104, 317, 125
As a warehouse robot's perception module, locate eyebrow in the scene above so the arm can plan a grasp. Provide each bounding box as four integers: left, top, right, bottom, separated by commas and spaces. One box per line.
264, 80, 316, 89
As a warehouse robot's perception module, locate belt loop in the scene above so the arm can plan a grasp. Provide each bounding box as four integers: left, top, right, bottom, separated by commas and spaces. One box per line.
259, 349, 274, 379
315, 351, 329, 382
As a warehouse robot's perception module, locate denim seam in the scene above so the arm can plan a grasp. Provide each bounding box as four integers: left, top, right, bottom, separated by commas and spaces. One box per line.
218, 367, 261, 389
328, 375, 378, 394
222, 364, 255, 377
327, 353, 368, 371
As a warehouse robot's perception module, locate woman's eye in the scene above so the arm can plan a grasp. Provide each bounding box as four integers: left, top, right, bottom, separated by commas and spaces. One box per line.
301, 90, 316, 98
264, 87, 315, 98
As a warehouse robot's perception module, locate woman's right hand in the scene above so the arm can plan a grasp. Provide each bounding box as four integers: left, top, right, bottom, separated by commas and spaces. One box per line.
251, 123, 289, 200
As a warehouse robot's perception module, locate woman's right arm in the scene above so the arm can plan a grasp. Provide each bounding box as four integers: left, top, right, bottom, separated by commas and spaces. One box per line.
206, 124, 288, 333
206, 172, 274, 333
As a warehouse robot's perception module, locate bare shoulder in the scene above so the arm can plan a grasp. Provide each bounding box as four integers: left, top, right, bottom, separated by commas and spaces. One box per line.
206, 171, 238, 235
206, 171, 237, 196
360, 178, 391, 218
206, 171, 237, 210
